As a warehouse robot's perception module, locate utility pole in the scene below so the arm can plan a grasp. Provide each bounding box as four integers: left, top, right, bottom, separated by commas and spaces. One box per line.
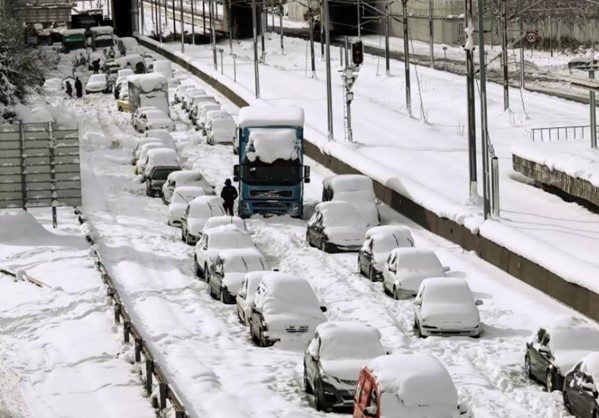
158, 0, 163, 42
172, 0, 176, 36
251, 0, 260, 97
203, 0, 206, 36
308, 0, 316, 76
180, 0, 184, 52
591, 70, 597, 149
477, 0, 490, 219
279, 1, 284, 52
140, 0, 144, 35
520, 17, 525, 88
385, 0, 390, 75
320, 2, 325, 57
402, 0, 411, 116
501, 0, 509, 110
428, 0, 434, 68
191, 0, 195, 45
324, 0, 334, 140
261, 0, 266, 61
210, 0, 217, 69
356, 0, 361, 38
464, 0, 477, 199
228, 0, 233, 52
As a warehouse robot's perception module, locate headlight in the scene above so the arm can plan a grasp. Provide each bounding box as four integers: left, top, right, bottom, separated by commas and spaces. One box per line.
240, 201, 250, 214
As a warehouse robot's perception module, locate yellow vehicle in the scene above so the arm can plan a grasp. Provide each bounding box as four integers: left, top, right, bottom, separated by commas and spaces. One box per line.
116, 99, 130, 112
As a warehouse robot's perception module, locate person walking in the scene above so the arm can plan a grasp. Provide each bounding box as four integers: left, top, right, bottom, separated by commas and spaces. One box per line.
221, 179, 238, 216
92, 59, 100, 74
74, 77, 83, 98
65, 81, 73, 98
108, 46, 116, 60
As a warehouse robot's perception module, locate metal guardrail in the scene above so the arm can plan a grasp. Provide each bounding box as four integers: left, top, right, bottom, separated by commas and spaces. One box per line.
74, 209, 188, 418
530, 125, 590, 142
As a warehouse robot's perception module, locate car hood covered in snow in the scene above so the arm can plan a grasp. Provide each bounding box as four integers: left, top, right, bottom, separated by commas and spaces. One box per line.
324, 226, 366, 247
554, 350, 597, 374
421, 302, 480, 328
321, 358, 368, 384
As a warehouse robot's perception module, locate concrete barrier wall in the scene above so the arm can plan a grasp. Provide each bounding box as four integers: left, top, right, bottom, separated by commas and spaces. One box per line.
138, 36, 599, 323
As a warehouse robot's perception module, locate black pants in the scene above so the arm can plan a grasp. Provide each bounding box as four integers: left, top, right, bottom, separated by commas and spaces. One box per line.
223, 202, 234, 216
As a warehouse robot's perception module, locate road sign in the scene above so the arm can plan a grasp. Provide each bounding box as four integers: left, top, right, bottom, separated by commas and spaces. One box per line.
526, 31, 539, 45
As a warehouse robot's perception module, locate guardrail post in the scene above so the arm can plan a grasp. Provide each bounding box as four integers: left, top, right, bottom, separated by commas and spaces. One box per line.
114, 304, 121, 323
145, 360, 153, 395
135, 337, 142, 362
159, 383, 168, 409
123, 321, 130, 343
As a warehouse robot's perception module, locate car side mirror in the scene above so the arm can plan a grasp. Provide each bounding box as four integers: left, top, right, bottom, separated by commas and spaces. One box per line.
443, 266, 451, 272
582, 382, 598, 395
320, 306, 327, 313
538, 346, 551, 356
363, 406, 377, 417
475, 299, 483, 306
413, 298, 422, 307
233, 164, 240, 182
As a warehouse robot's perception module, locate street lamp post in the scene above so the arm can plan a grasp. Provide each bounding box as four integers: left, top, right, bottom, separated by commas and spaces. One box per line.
324, 0, 334, 140
251, 0, 260, 97
477, 0, 491, 219
219, 48, 224, 74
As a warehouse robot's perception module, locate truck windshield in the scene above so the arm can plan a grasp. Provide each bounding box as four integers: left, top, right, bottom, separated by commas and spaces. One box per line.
242, 158, 301, 186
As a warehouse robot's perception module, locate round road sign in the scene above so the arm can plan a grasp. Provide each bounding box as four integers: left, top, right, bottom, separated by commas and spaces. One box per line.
526, 31, 539, 45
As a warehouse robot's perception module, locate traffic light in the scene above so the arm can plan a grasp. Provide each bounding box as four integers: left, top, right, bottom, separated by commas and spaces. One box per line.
351, 40, 363, 66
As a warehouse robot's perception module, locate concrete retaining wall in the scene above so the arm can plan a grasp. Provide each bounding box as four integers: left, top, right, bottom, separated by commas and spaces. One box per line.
138, 36, 599, 323
513, 154, 599, 207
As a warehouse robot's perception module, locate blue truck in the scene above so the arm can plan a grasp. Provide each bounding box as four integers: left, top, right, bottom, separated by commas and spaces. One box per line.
233, 106, 311, 218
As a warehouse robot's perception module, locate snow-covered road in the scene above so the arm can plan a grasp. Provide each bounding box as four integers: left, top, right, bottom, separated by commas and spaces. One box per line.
37, 49, 592, 418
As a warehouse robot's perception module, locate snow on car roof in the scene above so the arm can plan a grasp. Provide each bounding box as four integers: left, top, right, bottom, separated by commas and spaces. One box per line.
127, 73, 168, 92
419, 277, 473, 303
174, 185, 206, 195
64, 28, 86, 36
167, 170, 203, 183
203, 215, 246, 231
119, 37, 138, 46
323, 174, 374, 193
365, 225, 411, 240
579, 353, 599, 383
246, 129, 298, 163
316, 201, 363, 224
118, 69, 134, 77
259, 273, 318, 302
389, 247, 441, 265
543, 315, 599, 351
217, 249, 267, 272
317, 322, 385, 360
367, 354, 458, 408
145, 109, 169, 118
206, 110, 230, 119
189, 195, 225, 210
217, 247, 263, 260
238, 106, 304, 128
90, 26, 113, 35
88, 74, 106, 81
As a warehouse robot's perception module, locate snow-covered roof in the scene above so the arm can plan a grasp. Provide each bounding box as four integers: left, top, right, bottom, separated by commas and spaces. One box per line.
127, 73, 168, 92
316, 321, 381, 345
172, 185, 206, 199
323, 174, 374, 193
119, 37, 138, 47
420, 277, 473, 304
167, 170, 203, 183
95, 35, 113, 40
245, 129, 298, 163
367, 354, 458, 408
366, 225, 411, 240
217, 247, 266, 264
63, 28, 85, 36
258, 273, 317, 302
317, 322, 385, 361
146, 148, 179, 166
90, 26, 114, 35
203, 215, 246, 232
579, 353, 599, 384
189, 195, 225, 210
390, 247, 442, 266
316, 201, 364, 226
238, 106, 304, 128
145, 109, 170, 120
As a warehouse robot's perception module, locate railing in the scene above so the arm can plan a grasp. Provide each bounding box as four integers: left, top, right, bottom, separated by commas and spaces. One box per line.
530, 125, 590, 142
75, 209, 188, 418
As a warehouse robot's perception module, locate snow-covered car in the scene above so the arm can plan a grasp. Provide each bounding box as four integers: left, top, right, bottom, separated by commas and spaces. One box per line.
153, 60, 173, 79
304, 322, 386, 412
358, 225, 414, 282
181, 196, 227, 245
206, 113, 236, 145
563, 352, 599, 416
322, 175, 379, 227
236, 270, 272, 326
182, 88, 207, 110
140, 148, 180, 179
189, 96, 218, 120
382, 248, 449, 299
161, 169, 213, 205
116, 37, 139, 55
193, 224, 254, 279
144, 166, 181, 198
306, 201, 368, 253
174, 83, 197, 103
525, 315, 599, 393
203, 109, 230, 133
114, 69, 134, 91
167, 186, 207, 226
202, 215, 248, 234
132, 136, 176, 166
207, 248, 270, 304
144, 129, 176, 148
131, 105, 157, 125
249, 272, 327, 347
354, 354, 467, 418
193, 102, 220, 129
134, 109, 174, 132
413, 277, 483, 338
134, 142, 168, 173
85, 74, 109, 94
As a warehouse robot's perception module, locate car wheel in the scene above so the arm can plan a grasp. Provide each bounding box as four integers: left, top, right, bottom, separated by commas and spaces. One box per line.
208, 276, 217, 299
393, 285, 400, 300
203, 264, 209, 282
414, 318, 425, 338
320, 238, 327, 252
593, 409, 598, 418
194, 257, 202, 278
563, 391, 571, 413
314, 382, 327, 412
306, 231, 312, 247
221, 287, 233, 304
181, 229, 186, 242
368, 266, 377, 282
236, 307, 244, 324
145, 182, 152, 197
250, 321, 260, 346
546, 369, 554, 392
524, 356, 533, 379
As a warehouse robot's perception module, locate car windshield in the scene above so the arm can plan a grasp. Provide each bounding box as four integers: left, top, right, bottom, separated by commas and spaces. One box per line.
372, 235, 407, 253
172, 189, 204, 204
146, 111, 168, 120
209, 233, 253, 249
550, 327, 599, 351
242, 158, 301, 186
423, 283, 472, 304
189, 202, 225, 218
225, 255, 267, 273
152, 168, 177, 180
322, 208, 363, 228
320, 335, 385, 360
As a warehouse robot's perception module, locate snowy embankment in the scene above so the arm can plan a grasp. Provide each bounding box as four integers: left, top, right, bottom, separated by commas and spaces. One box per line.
0, 210, 153, 418
140, 34, 599, 296
33, 47, 589, 417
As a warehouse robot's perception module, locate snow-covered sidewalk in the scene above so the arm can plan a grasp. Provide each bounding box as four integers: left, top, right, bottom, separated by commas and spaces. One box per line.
143, 33, 599, 296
